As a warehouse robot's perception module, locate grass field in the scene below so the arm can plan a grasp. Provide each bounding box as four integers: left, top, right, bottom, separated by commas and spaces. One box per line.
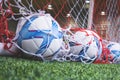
0, 56, 120, 80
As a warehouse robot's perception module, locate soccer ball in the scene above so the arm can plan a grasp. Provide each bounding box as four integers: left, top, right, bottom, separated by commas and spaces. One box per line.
13, 13, 63, 59
68, 29, 102, 63
106, 42, 120, 63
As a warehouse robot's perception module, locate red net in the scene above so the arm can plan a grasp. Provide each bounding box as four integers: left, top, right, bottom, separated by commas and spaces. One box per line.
0, 0, 90, 42
0, 0, 119, 64
0, 0, 14, 42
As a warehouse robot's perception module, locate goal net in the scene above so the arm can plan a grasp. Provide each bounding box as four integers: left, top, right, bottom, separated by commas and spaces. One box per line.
0, 0, 120, 43
106, 0, 120, 43
92, 0, 120, 43
0, 0, 91, 42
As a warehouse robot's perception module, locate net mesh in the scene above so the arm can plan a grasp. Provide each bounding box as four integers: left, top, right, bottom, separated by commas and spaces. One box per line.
2, 1, 89, 25
0, 0, 120, 42
0, 0, 120, 63
93, 0, 120, 43
0, 0, 14, 42
106, 0, 120, 43
0, 0, 90, 42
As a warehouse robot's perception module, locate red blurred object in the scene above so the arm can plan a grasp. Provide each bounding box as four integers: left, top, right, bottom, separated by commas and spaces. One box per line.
0, 0, 14, 43
94, 42, 111, 64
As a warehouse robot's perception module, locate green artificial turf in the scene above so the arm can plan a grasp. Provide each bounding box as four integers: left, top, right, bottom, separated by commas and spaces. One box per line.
0, 56, 120, 80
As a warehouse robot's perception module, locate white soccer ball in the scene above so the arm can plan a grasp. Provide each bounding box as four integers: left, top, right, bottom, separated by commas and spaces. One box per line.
69, 29, 102, 63
13, 13, 63, 60
106, 42, 120, 63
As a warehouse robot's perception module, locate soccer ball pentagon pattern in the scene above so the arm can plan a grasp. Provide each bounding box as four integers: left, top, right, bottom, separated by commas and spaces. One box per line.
69, 29, 102, 63
14, 13, 63, 59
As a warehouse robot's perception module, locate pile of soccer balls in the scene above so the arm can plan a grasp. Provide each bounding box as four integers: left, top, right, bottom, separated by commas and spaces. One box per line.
13, 13, 120, 64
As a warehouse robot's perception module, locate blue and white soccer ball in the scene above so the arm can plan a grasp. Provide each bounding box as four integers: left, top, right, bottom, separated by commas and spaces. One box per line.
106, 42, 120, 63
68, 29, 102, 63
13, 13, 63, 60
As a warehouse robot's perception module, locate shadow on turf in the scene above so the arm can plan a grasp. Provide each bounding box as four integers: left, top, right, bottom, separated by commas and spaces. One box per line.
0, 52, 44, 62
